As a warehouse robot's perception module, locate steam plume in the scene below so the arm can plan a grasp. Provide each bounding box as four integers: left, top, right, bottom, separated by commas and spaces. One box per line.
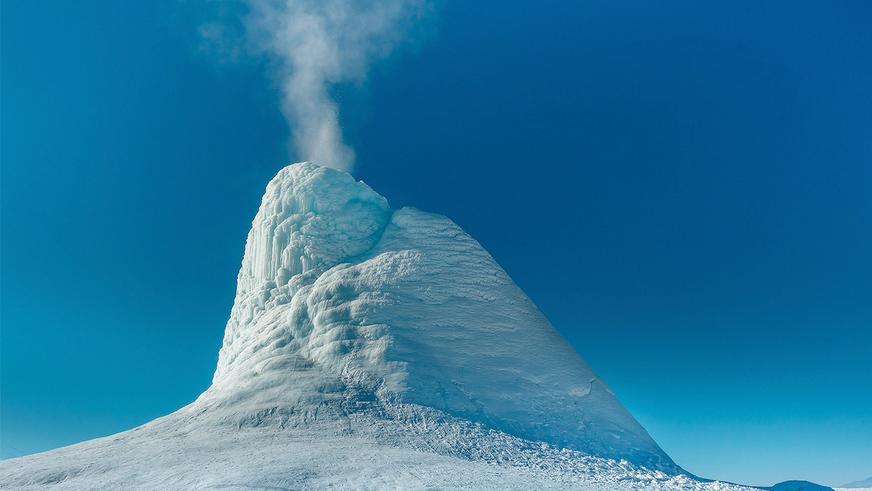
206, 0, 431, 172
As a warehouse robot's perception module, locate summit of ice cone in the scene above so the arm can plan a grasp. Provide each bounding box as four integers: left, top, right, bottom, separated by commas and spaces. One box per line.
233, 163, 391, 296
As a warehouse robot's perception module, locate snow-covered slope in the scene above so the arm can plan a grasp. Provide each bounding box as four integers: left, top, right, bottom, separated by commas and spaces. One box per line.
0, 408, 750, 490
1, 163, 754, 490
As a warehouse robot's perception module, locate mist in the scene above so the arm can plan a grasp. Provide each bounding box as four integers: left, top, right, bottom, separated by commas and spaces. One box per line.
204, 0, 432, 172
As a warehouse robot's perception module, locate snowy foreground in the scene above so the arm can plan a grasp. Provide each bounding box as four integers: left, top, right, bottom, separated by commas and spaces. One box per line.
2, 403, 753, 490
2, 163, 759, 490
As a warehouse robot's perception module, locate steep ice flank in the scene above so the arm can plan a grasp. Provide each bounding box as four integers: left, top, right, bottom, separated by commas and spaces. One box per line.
211, 163, 392, 385
3, 162, 757, 490
198, 162, 671, 468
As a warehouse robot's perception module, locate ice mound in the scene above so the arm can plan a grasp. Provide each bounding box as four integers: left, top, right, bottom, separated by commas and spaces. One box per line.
197, 162, 670, 467
5, 162, 752, 489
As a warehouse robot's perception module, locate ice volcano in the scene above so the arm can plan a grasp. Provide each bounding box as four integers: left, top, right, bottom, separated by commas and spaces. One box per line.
203, 162, 668, 463
1, 163, 755, 489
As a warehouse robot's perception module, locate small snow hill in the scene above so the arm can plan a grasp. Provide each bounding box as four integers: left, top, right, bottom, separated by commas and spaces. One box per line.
2, 163, 768, 490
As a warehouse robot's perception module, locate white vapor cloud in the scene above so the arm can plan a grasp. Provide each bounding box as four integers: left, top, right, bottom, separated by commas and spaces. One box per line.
202, 0, 432, 172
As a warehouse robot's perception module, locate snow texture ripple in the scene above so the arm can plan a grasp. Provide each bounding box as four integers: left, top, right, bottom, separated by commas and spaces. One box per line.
1, 163, 755, 490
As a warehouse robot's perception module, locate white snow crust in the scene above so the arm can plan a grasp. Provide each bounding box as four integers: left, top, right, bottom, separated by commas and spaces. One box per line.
0, 163, 754, 490
1, 406, 754, 490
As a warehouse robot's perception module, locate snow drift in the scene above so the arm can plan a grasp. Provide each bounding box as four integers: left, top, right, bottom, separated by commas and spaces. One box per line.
1, 163, 757, 489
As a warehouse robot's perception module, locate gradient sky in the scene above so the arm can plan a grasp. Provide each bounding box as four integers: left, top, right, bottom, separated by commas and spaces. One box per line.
2, 1, 871, 486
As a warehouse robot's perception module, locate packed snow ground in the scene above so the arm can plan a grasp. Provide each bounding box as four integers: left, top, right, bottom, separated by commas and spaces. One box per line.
1, 163, 760, 489
1, 402, 754, 490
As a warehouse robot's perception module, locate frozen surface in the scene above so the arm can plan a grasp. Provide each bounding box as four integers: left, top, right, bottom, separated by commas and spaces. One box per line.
1, 163, 753, 489
1, 404, 754, 490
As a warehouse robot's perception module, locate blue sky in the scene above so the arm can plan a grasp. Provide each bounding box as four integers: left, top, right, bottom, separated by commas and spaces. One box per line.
2, 0, 871, 486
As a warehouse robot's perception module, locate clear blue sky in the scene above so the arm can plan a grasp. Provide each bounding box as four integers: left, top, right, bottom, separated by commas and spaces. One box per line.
2, 1, 870, 486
